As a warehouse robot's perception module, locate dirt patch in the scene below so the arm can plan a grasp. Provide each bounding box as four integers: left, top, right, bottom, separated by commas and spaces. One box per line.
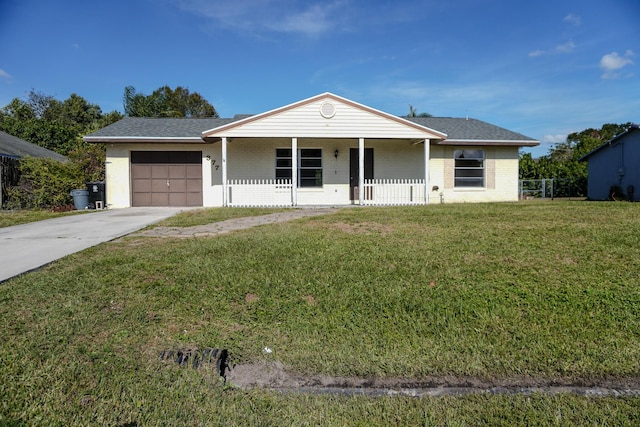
127, 208, 339, 238
245, 293, 259, 304
327, 221, 393, 235
302, 295, 316, 306
226, 362, 640, 396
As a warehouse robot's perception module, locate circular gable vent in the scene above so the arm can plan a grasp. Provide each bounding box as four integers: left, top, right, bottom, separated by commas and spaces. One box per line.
320, 102, 336, 119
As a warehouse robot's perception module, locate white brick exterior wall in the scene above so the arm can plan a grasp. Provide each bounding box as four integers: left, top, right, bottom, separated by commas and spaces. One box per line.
105, 142, 520, 207
429, 145, 519, 203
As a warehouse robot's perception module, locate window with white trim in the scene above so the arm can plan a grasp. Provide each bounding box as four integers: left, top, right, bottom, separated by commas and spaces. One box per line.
454, 149, 484, 187
276, 148, 323, 188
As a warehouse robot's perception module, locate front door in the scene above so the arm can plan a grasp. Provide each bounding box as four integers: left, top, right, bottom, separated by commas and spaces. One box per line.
349, 148, 373, 201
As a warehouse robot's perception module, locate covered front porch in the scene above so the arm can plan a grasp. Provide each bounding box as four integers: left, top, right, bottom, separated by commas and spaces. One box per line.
201, 93, 446, 207
216, 137, 434, 207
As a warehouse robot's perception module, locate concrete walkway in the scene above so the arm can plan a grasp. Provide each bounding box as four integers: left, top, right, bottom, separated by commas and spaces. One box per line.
129, 208, 339, 238
0, 207, 187, 283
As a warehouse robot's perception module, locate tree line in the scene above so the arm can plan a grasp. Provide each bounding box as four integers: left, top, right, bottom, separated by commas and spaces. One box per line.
0, 86, 217, 156
519, 123, 632, 197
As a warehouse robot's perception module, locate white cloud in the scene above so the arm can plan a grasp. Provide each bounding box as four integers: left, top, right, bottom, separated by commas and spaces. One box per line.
563, 14, 581, 26
0, 68, 11, 80
266, 3, 337, 35
529, 40, 575, 57
600, 50, 634, 79
542, 134, 567, 144
171, 0, 348, 37
555, 40, 575, 54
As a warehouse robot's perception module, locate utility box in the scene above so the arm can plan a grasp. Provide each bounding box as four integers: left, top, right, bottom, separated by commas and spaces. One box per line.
86, 181, 106, 209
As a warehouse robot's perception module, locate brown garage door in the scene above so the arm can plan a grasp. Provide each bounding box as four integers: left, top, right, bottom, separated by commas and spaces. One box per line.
131, 151, 203, 207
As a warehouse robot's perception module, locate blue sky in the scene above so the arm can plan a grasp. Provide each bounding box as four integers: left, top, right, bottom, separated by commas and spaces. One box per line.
1, 0, 638, 157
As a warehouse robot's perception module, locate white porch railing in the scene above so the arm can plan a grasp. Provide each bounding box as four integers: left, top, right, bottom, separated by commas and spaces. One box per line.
226, 178, 427, 206
362, 179, 426, 205
227, 179, 293, 207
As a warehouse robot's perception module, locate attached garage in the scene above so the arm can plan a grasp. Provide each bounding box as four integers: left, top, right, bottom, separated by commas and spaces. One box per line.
131, 151, 203, 207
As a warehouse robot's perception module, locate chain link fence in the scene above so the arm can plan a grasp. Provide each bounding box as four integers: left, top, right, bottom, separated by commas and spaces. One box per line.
519, 178, 587, 200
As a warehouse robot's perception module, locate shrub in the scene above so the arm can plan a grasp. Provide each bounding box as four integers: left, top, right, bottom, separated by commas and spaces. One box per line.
5, 145, 105, 209
66, 143, 105, 182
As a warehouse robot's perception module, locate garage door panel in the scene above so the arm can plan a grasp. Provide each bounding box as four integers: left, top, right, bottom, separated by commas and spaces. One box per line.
151, 165, 169, 178
133, 179, 151, 192
186, 165, 201, 178
132, 165, 151, 178
169, 180, 187, 192
151, 193, 169, 206
151, 179, 169, 192
169, 193, 187, 206
187, 179, 202, 192
135, 193, 152, 206
186, 192, 203, 206
168, 165, 186, 178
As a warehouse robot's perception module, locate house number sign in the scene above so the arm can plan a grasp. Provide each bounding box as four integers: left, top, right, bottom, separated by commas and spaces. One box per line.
206, 155, 220, 170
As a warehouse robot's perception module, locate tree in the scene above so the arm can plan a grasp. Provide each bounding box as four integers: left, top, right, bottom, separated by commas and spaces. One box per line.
0, 90, 122, 208
407, 104, 432, 118
519, 122, 633, 197
0, 90, 122, 155
123, 85, 218, 118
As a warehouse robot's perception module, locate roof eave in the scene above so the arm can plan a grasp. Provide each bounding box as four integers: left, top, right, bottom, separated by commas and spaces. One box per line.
437, 139, 540, 147
83, 136, 208, 144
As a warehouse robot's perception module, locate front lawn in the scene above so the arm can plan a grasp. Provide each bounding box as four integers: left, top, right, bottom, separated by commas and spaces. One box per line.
1, 202, 639, 425
0, 209, 90, 228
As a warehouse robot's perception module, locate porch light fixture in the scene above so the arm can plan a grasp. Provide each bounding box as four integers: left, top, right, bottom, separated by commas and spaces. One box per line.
334, 149, 339, 159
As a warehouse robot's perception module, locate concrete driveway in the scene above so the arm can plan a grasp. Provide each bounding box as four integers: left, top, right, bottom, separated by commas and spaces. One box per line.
0, 207, 187, 283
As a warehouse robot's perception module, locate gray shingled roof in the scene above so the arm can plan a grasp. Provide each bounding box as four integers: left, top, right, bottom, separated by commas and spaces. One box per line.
406, 117, 537, 142
84, 115, 538, 144
0, 130, 67, 161
85, 117, 238, 138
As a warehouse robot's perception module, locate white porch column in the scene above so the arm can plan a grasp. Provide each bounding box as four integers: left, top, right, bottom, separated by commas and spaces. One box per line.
222, 137, 228, 207
291, 137, 298, 206
424, 138, 430, 205
359, 137, 365, 205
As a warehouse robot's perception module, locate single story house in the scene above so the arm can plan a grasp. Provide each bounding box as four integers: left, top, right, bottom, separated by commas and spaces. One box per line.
579, 124, 639, 201
84, 92, 539, 208
0, 130, 68, 207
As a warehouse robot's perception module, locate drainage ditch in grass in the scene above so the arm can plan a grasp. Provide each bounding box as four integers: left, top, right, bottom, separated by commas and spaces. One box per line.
226, 362, 640, 398
160, 347, 229, 378
160, 351, 640, 398
269, 385, 640, 398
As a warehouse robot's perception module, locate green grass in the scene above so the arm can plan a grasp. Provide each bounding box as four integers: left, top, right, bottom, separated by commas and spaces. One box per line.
1, 201, 640, 425
0, 209, 91, 228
